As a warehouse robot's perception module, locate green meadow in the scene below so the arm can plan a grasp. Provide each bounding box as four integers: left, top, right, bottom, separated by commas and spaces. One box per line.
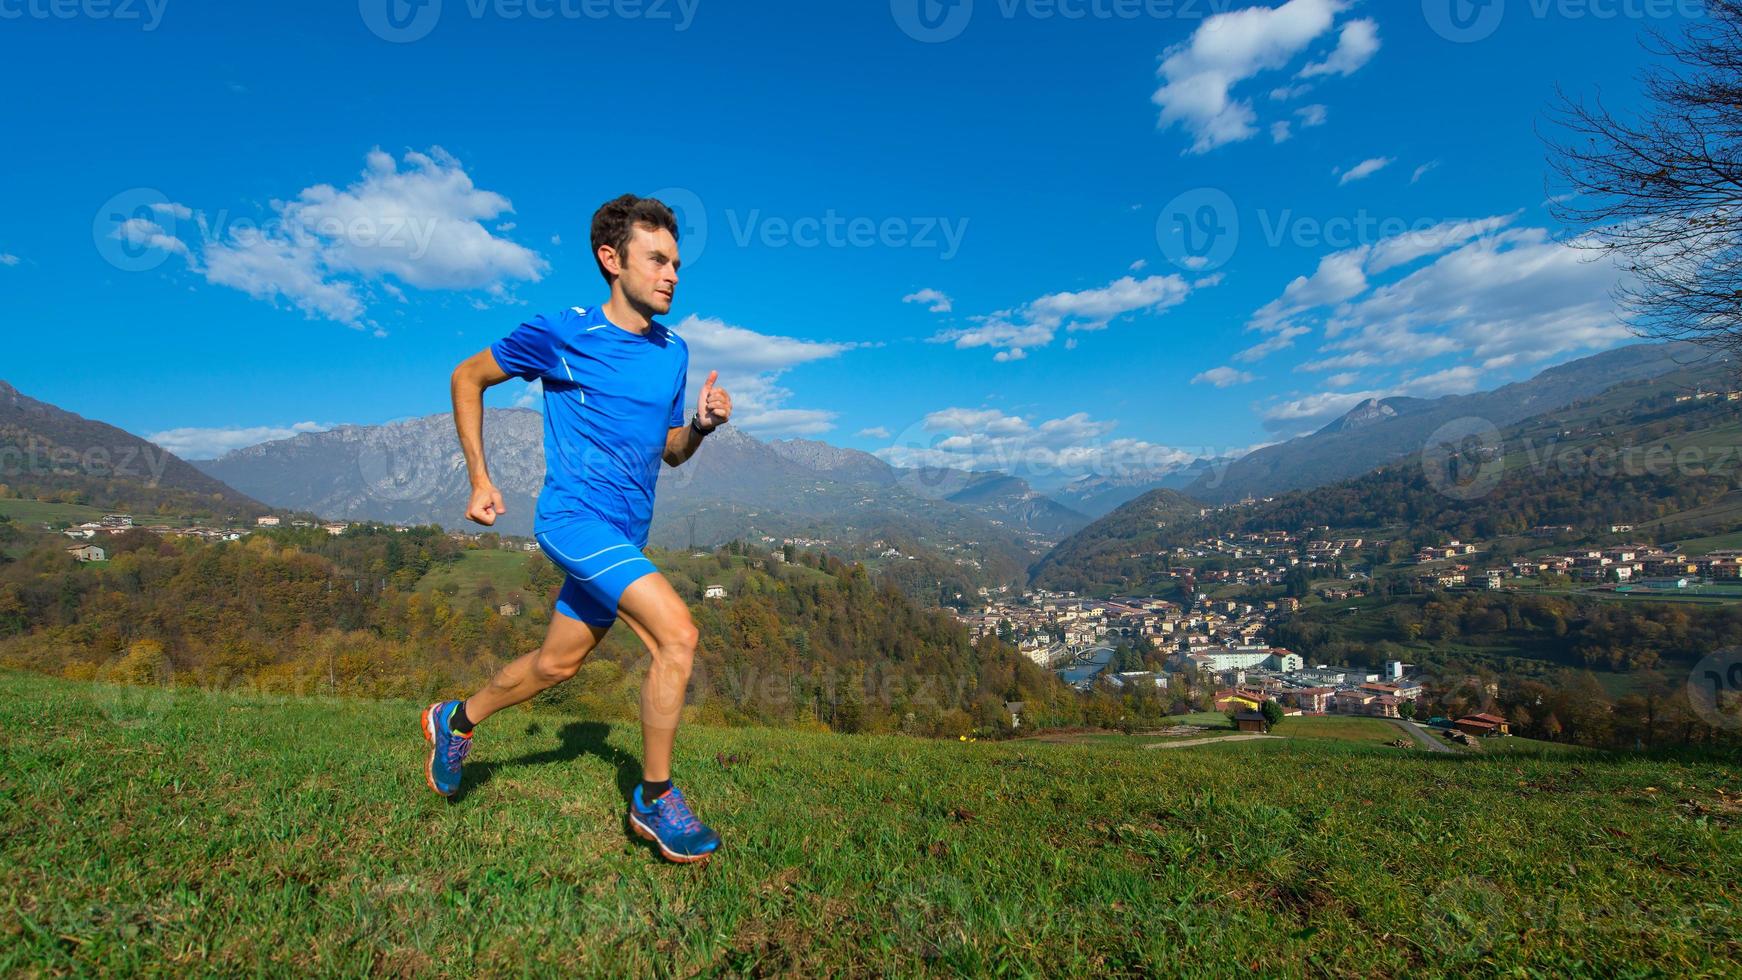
3, 671, 1738, 977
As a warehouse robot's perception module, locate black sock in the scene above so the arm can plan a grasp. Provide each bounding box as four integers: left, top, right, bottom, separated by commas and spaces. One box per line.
642, 778, 672, 804
449, 702, 475, 735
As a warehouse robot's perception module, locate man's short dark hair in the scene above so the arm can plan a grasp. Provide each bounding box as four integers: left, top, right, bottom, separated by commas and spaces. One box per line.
591, 194, 679, 282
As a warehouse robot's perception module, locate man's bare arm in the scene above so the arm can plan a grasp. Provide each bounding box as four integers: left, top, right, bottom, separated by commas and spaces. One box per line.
451, 349, 513, 525
663, 370, 731, 468
664, 422, 707, 467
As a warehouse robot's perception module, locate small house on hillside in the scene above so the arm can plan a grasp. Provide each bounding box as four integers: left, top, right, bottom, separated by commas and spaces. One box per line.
1234, 710, 1270, 734
1213, 690, 1264, 713
67, 544, 106, 562
1453, 713, 1510, 737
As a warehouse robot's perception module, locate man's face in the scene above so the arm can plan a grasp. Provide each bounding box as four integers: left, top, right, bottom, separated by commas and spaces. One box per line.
611, 223, 681, 315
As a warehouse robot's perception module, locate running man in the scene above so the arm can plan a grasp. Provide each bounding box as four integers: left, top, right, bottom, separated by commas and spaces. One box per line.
421, 194, 730, 864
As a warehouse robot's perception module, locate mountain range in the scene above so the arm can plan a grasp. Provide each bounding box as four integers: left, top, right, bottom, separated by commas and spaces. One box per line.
1184, 342, 1713, 503
191, 411, 1088, 586
0, 380, 265, 519
1035, 347, 1742, 594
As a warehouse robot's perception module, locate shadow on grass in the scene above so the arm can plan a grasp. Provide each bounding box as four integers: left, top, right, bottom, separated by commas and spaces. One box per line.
453, 720, 642, 805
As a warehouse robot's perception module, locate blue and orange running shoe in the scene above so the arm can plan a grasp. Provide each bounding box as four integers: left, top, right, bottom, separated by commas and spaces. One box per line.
421, 700, 472, 797
628, 784, 721, 863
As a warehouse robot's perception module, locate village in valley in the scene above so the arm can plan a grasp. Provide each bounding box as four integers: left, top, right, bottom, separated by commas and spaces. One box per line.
948, 503, 1742, 747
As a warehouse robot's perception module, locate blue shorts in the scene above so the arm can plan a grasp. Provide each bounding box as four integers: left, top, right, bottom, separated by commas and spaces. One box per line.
535, 514, 660, 627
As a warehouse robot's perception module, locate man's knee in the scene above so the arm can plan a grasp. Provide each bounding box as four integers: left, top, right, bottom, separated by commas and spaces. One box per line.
532, 640, 590, 685
654, 618, 699, 668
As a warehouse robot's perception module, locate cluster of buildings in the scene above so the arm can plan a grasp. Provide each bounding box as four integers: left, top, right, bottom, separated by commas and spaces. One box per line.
954, 588, 1301, 668
1424, 542, 1742, 589
256, 515, 352, 535
1151, 528, 1386, 589
61, 513, 254, 560
1209, 660, 1424, 720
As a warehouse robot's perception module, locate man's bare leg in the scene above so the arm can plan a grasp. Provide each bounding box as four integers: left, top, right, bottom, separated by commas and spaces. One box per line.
462, 610, 611, 725
613, 571, 699, 782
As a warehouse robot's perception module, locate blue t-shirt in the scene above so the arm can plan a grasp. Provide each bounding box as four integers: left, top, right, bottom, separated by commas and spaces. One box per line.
490, 305, 688, 545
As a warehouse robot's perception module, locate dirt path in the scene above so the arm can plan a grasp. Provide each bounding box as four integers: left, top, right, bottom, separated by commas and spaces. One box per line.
1142, 734, 1282, 750
1391, 719, 1454, 753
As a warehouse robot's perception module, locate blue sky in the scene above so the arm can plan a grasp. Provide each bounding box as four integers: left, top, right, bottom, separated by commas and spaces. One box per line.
0, 0, 1699, 487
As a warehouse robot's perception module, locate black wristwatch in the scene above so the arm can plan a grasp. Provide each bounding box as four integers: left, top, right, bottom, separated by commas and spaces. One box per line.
691, 415, 716, 435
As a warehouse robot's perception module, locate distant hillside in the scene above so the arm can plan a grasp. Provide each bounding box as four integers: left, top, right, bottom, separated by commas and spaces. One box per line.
0, 379, 266, 520
1187, 343, 1720, 503
1027, 488, 1205, 594
944, 473, 1091, 540
195, 412, 1053, 588
1037, 357, 1742, 595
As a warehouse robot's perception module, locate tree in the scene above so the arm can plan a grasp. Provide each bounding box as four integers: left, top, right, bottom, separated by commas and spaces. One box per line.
1260, 699, 1284, 727
1546, 2, 1742, 355
1398, 700, 1416, 721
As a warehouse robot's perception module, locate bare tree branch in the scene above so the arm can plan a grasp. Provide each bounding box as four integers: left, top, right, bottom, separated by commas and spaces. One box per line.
1545, 2, 1742, 359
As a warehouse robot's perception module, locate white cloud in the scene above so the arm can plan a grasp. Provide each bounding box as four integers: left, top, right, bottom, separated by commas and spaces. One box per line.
1295, 104, 1328, 127
0, 252, 18, 266
1262, 364, 1484, 431
202, 230, 367, 323
1235, 324, 1310, 362
1271, 121, 1293, 143
1129, 258, 1148, 272
1318, 226, 1634, 370
1411, 160, 1441, 184
1244, 216, 1633, 433
671, 314, 861, 436
902, 287, 953, 313
875, 406, 1197, 483
857, 426, 891, 439
1337, 156, 1394, 185
513, 379, 543, 409
148, 421, 333, 459
1407, 364, 1483, 396
1299, 18, 1379, 78
114, 217, 193, 260
933, 273, 1203, 360
1247, 215, 1518, 340
1366, 215, 1515, 274
1260, 389, 1386, 432
1193, 366, 1257, 388
1151, 0, 1374, 154
161, 147, 546, 328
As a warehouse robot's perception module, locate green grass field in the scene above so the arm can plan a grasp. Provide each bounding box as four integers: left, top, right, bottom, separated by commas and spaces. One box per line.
0, 499, 123, 528
1269, 716, 1403, 746
3, 671, 1739, 976
0, 499, 220, 530
415, 549, 539, 604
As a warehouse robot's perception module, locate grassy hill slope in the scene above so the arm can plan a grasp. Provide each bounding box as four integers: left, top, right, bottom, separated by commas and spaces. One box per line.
3, 672, 1738, 976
